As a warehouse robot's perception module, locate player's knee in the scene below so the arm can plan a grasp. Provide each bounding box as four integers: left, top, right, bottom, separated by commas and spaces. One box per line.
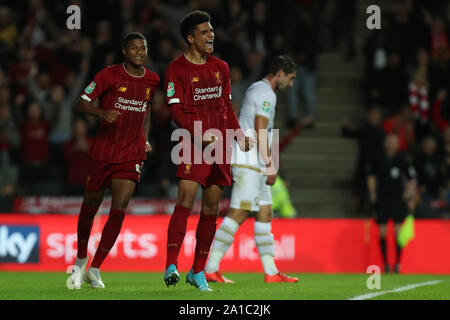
177, 193, 196, 210
256, 206, 273, 222
228, 209, 248, 225
202, 202, 219, 216
83, 191, 104, 209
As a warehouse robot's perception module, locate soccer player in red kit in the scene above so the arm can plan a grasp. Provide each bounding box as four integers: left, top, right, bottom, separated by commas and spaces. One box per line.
66, 32, 160, 289
163, 10, 253, 291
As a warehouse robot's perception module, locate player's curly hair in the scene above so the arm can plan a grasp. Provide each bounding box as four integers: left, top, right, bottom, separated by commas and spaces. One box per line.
180, 10, 211, 45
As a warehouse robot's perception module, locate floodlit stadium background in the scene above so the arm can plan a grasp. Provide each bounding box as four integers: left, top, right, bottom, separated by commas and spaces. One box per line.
0, 0, 449, 275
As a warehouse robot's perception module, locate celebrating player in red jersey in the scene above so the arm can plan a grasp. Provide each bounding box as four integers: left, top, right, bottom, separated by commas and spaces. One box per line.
67, 32, 160, 289
163, 10, 253, 291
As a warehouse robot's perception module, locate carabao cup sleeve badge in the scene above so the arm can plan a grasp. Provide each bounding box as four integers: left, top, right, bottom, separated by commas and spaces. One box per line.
167, 82, 175, 97
85, 81, 96, 94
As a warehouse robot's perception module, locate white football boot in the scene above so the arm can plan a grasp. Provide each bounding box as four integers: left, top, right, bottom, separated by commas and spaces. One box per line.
84, 267, 105, 289
66, 256, 89, 289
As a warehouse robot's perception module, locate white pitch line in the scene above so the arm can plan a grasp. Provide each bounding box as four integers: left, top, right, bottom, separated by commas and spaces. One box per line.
348, 280, 443, 300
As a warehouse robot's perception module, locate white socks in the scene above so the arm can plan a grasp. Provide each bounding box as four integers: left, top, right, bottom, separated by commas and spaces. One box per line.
254, 221, 278, 276
205, 218, 278, 276
205, 216, 239, 273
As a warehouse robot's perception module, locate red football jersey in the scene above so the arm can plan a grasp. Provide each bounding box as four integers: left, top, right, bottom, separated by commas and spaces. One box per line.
164, 54, 233, 136
81, 63, 160, 163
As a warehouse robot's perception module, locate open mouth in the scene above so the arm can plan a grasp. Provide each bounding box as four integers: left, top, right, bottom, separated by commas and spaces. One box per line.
205, 40, 213, 49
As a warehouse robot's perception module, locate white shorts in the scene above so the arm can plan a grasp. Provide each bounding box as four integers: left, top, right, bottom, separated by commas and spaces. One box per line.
229, 165, 272, 212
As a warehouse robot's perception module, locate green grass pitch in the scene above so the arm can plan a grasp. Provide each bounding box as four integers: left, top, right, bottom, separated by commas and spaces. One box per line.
0, 272, 448, 300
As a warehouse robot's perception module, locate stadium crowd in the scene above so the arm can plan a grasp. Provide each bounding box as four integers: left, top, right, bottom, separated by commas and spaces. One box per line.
343, 0, 450, 218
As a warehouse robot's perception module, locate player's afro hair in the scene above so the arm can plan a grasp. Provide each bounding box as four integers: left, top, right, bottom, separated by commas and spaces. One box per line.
122, 32, 147, 48
179, 10, 211, 45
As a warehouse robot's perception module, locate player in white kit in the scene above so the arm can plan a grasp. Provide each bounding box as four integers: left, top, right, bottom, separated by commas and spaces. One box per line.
205, 55, 299, 283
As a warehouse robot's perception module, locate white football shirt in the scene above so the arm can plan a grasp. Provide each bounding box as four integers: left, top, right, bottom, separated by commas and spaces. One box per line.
232, 78, 276, 169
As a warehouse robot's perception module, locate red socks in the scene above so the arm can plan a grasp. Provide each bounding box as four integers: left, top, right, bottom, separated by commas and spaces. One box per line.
166, 206, 218, 273
91, 209, 126, 268
166, 205, 191, 269
76, 203, 98, 259
192, 213, 217, 273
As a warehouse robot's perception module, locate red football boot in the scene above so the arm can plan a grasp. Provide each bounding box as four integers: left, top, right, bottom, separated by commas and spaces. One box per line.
205, 271, 235, 283
264, 272, 299, 283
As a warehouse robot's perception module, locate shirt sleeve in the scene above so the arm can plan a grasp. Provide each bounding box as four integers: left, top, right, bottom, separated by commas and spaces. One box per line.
80, 68, 111, 103
164, 63, 185, 106
254, 91, 276, 120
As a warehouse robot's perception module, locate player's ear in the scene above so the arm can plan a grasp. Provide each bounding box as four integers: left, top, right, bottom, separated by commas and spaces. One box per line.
121, 46, 127, 56
275, 70, 285, 79
187, 34, 195, 45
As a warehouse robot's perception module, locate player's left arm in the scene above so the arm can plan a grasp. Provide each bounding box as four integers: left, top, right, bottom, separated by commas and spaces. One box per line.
255, 114, 276, 185
223, 63, 254, 151
144, 100, 152, 153
144, 82, 159, 153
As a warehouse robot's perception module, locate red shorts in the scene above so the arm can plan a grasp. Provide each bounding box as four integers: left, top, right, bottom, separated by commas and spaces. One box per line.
176, 162, 232, 187
85, 157, 144, 192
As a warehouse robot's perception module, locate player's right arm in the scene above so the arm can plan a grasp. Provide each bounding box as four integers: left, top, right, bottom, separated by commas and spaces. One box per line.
76, 68, 120, 124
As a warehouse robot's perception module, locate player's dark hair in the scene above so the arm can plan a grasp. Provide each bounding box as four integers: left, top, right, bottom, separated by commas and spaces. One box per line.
122, 32, 147, 48
268, 55, 297, 75
180, 10, 211, 45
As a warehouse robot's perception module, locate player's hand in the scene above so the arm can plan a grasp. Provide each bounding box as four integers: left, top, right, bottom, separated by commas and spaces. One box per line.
145, 141, 152, 153
202, 132, 217, 148
101, 110, 121, 124
266, 173, 277, 186
238, 136, 255, 152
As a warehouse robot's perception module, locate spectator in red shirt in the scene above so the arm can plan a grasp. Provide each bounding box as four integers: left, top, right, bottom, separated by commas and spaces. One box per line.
382, 105, 415, 151
432, 89, 449, 133
18, 101, 51, 194
64, 117, 92, 195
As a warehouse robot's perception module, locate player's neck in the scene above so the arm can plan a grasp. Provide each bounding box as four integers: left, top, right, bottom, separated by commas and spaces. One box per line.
263, 76, 277, 91
184, 50, 207, 65
123, 62, 145, 77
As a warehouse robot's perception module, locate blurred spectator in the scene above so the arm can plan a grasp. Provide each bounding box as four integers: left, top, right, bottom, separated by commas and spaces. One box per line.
230, 51, 264, 114
382, 105, 415, 151
247, 0, 272, 55
0, 6, 18, 60
428, 16, 449, 60
18, 102, 51, 194
385, 0, 427, 65
328, 0, 356, 61
0, 102, 19, 203
287, 9, 319, 128
341, 107, 385, 216
0, 125, 18, 211
408, 51, 432, 139
89, 21, 116, 77
429, 47, 450, 98
414, 135, 443, 204
368, 51, 408, 116
63, 117, 92, 195
431, 89, 449, 133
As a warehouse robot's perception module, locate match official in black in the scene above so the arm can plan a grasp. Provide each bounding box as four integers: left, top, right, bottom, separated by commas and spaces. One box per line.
367, 134, 417, 274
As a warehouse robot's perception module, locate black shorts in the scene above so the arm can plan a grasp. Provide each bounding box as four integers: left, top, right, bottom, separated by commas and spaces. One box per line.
375, 196, 407, 224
